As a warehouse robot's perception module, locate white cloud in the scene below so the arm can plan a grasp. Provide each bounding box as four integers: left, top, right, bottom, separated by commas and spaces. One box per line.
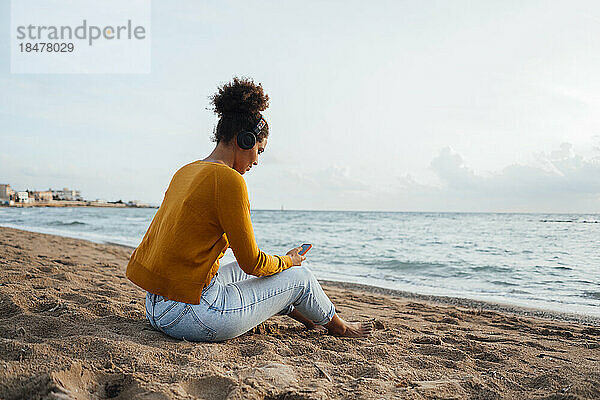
418, 143, 600, 211
429, 143, 600, 196
250, 143, 600, 212
429, 146, 483, 190
291, 165, 370, 193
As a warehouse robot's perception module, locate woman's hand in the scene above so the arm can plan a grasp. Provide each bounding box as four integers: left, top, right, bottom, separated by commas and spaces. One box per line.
286, 246, 306, 266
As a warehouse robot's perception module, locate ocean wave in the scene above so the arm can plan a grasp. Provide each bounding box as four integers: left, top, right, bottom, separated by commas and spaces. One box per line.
48, 221, 87, 226
374, 259, 446, 270
583, 291, 600, 300
470, 265, 513, 274
490, 280, 519, 287
508, 289, 531, 294
541, 219, 599, 223
125, 217, 148, 221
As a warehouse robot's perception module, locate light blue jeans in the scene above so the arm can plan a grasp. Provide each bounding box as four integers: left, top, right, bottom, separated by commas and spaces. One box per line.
145, 261, 336, 342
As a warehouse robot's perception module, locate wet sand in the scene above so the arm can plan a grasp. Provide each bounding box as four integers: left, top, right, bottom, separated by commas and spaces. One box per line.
0, 226, 599, 399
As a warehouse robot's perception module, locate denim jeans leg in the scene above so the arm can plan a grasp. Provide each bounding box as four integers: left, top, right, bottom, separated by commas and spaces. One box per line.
191, 265, 336, 341
144, 264, 336, 342
216, 260, 252, 285
217, 261, 294, 316
145, 292, 191, 335
145, 292, 157, 329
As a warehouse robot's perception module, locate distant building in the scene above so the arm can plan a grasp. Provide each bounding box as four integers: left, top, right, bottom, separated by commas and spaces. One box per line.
128, 200, 150, 207
16, 191, 30, 203
0, 184, 14, 200
52, 188, 83, 201
33, 190, 53, 202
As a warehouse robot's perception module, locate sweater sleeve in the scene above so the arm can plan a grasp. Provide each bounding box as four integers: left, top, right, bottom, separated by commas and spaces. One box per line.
216, 169, 293, 276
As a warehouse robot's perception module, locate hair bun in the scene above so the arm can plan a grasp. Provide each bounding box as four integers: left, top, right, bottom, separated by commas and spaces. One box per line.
210, 77, 269, 116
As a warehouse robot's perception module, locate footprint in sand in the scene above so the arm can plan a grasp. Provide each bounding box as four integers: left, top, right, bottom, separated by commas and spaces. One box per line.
178, 375, 237, 400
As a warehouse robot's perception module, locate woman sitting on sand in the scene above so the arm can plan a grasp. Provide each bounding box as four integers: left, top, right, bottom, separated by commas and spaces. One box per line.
126, 77, 372, 342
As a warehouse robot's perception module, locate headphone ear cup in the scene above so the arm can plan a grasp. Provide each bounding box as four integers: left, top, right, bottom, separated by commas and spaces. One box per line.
237, 131, 256, 150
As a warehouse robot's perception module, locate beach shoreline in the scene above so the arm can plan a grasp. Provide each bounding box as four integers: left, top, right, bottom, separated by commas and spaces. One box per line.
13, 225, 600, 327
0, 202, 157, 209
1, 226, 599, 399
99, 243, 600, 326
319, 280, 600, 327
0, 220, 593, 327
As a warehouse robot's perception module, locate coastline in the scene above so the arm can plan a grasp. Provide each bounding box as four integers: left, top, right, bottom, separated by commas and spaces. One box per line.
0, 201, 157, 208
1, 226, 599, 399
103, 240, 600, 326
4, 225, 600, 326
319, 280, 600, 327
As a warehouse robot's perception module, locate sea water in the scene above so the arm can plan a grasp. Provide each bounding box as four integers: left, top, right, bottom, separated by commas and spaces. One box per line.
1, 207, 598, 316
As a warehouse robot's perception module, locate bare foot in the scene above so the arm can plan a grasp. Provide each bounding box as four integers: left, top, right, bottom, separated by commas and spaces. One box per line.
287, 309, 328, 333
339, 321, 373, 338
323, 314, 373, 338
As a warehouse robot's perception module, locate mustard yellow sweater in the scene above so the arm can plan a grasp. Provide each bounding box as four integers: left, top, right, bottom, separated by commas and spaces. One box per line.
126, 161, 293, 304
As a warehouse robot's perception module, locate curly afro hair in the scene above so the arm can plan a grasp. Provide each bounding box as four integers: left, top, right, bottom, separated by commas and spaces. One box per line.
210, 77, 270, 144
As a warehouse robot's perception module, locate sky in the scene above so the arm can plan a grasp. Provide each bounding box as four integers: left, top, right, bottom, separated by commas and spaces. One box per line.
1, 0, 599, 212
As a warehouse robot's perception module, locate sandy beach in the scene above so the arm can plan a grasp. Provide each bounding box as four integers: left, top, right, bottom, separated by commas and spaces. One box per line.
0, 226, 599, 400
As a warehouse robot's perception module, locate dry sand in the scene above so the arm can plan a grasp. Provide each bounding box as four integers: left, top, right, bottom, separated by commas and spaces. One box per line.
0, 226, 598, 400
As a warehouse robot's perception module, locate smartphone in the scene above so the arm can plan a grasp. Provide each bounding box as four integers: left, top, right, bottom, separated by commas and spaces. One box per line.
299, 243, 312, 256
